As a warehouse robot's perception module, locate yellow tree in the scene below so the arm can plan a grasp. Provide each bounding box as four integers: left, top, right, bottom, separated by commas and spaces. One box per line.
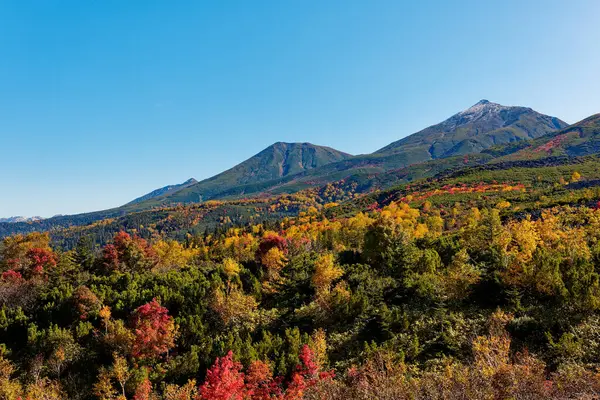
261, 247, 286, 284
211, 284, 258, 329
311, 254, 343, 298
0, 353, 22, 400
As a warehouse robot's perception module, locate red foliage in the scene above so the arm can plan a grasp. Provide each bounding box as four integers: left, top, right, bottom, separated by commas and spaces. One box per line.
114, 230, 155, 258
257, 232, 288, 260
199, 347, 334, 400
133, 377, 153, 400
113, 231, 132, 252
73, 286, 100, 321
366, 202, 380, 211
245, 360, 282, 399
130, 298, 176, 361
102, 231, 157, 271
533, 134, 568, 153
285, 345, 334, 399
25, 247, 57, 275
1, 270, 23, 283
199, 351, 245, 400
102, 244, 120, 270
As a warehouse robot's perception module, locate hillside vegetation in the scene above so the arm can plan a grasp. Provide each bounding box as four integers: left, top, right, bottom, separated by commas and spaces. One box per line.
2, 151, 600, 398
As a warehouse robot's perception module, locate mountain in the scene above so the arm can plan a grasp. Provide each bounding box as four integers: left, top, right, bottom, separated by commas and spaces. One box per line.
375, 100, 567, 163
495, 114, 600, 161
0, 101, 574, 239
184, 100, 567, 198
125, 101, 567, 207
129, 142, 352, 208
0, 216, 43, 223
126, 178, 198, 205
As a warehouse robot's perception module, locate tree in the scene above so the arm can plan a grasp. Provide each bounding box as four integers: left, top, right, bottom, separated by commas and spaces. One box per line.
73, 286, 102, 320
25, 247, 57, 277
222, 258, 241, 278
93, 353, 131, 400
0, 232, 52, 271
257, 232, 288, 261
311, 254, 343, 298
210, 285, 258, 329
130, 298, 177, 361
133, 376, 154, 400
245, 360, 281, 400
163, 379, 198, 400
285, 345, 334, 399
101, 231, 157, 273
198, 351, 245, 400
0, 352, 22, 400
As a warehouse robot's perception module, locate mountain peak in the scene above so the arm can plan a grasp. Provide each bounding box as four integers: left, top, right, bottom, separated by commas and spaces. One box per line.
458, 99, 507, 117
123, 142, 352, 209
375, 100, 568, 159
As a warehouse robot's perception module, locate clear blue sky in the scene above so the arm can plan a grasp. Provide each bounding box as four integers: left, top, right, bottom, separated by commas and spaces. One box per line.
1, 0, 599, 217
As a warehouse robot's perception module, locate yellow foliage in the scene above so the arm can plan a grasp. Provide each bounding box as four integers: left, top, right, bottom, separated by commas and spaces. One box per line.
312, 254, 343, 296
222, 258, 241, 278
1, 232, 52, 269
261, 247, 286, 272
496, 200, 511, 209
154, 240, 197, 270
309, 329, 328, 369
211, 284, 258, 328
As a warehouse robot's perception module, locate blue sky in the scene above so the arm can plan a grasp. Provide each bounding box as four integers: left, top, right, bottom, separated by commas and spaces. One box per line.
1, 0, 599, 217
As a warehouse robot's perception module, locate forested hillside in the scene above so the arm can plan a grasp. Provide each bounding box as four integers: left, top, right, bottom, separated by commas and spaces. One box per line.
2, 154, 600, 399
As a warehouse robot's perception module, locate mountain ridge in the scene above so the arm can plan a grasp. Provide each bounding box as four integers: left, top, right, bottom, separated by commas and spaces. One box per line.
126, 178, 198, 205
375, 100, 568, 161
128, 142, 353, 209
0, 100, 576, 236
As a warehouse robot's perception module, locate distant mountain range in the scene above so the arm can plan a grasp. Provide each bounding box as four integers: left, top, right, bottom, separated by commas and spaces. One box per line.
126, 178, 199, 205
0, 216, 44, 224
1, 99, 584, 236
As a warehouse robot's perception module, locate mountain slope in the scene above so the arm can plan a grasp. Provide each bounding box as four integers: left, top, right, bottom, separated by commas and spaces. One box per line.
132, 101, 567, 206
495, 114, 600, 161
193, 101, 567, 198
132, 142, 352, 207
126, 178, 198, 205
0, 102, 574, 239
376, 100, 567, 162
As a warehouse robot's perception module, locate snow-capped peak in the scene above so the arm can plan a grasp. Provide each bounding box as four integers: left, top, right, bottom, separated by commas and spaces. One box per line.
457, 99, 508, 120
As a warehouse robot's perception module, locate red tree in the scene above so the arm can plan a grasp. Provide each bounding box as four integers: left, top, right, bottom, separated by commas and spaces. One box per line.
102, 244, 120, 271
102, 231, 157, 272
256, 233, 288, 260
1, 270, 23, 283
130, 298, 176, 361
285, 345, 334, 399
198, 351, 245, 400
245, 360, 282, 399
133, 377, 153, 400
25, 247, 57, 276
